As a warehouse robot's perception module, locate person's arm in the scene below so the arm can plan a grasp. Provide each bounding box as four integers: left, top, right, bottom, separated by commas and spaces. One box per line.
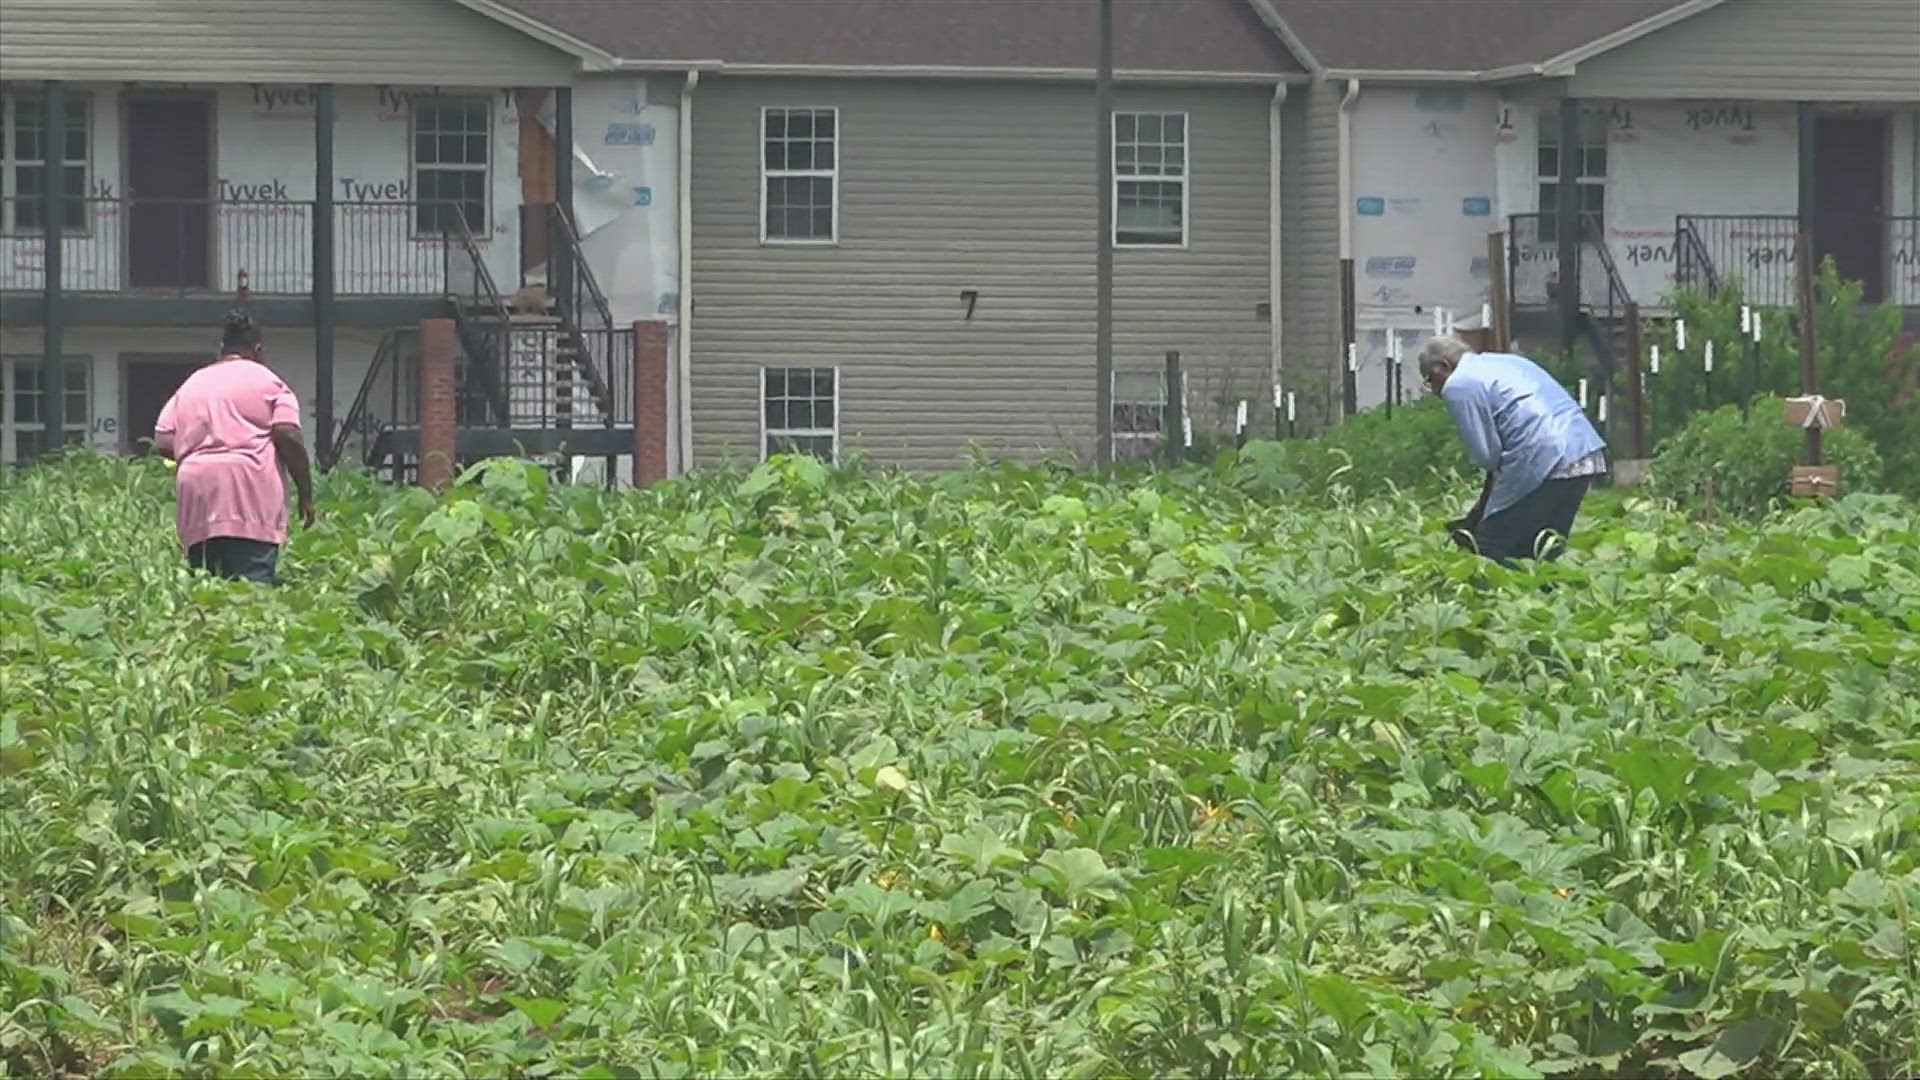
272, 424, 316, 528
1467, 470, 1496, 527
264, 380, 315, 527
153, 396, 179, 459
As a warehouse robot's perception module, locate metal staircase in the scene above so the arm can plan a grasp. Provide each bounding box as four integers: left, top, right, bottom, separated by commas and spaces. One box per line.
326, 202, 633, 480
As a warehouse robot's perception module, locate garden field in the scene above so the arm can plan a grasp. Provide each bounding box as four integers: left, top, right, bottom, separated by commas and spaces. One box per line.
2, 452, 1917, 1078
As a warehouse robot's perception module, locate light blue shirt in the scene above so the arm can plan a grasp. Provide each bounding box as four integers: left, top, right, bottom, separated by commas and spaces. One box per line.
1441, 351, 1606, 517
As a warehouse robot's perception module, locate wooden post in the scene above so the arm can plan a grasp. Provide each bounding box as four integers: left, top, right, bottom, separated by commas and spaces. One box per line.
40, 81, 66, 457
1339, 257, 1357, 416
1623, 301, 1646, 459
1795, 232, 1821, 466
1486, 231, 1511, 352
1093, 0, 1115, 468
1556, 96, 1583, 365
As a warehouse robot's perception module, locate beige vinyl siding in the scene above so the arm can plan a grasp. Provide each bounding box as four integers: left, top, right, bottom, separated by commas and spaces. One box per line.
0, 0, 577, 86
1278, 81, 1343, 429
1569, 0, 1920, 101
688, 76, 1274, 471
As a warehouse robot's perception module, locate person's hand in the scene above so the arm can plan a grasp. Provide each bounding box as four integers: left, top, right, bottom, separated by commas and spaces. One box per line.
299, 497, 316, 529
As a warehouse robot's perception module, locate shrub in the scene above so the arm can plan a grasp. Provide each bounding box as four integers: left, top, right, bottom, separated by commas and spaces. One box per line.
1651, 259, 1920, 496
1232, 395, 1470, 504
1647, 395, 1884, 518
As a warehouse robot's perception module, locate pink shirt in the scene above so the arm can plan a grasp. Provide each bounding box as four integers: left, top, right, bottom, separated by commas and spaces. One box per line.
154, 356, 302, 549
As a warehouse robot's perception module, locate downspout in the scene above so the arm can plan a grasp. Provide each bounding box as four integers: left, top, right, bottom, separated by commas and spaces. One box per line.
1337, 78, 1361, 259
1270, 83, 1287, 401
677, 70, 698, 475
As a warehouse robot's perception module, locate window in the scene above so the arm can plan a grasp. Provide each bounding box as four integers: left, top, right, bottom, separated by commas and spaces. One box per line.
1536, 110, 1606, 243
4, 357, 89, 462
762, 366, 837, 461
1, 93, 91, 236
1112, 369, 1181, 459
1114, 112, 1187, 247
762, 107, 837, 243
412, 97, 489, 237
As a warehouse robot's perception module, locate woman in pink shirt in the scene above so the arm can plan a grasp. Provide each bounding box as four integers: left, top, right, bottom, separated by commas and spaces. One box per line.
153, 310, 316, 584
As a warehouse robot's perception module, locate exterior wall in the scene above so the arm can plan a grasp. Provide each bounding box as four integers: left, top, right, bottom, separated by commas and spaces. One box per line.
1279, 81, 1342, 427
687, 76, 1275, 471
1348, 86, 1502, 408
0, 83, 527, 297
1567, 0, 1920, 102
0, 0, 578, 87
0, 325, 385, 463
1494, 97, 1920, 308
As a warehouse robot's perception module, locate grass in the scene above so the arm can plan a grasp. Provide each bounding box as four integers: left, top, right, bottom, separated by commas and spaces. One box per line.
2, 450, 1916, 1078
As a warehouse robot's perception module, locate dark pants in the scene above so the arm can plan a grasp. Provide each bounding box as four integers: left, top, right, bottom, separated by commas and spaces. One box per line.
1473, 476, 1593, 566
187, 537, 280, 585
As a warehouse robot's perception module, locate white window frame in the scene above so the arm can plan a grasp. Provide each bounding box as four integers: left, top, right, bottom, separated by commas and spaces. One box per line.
1112, 368, 1184, 459
760, 106, 839, 246
1113, 111, 1189, 249
3, 355, 91, 463
0, 91, 93, 237
409, 95, 492, 240
1535, 110, 1607, 243
760, 365, 839, 462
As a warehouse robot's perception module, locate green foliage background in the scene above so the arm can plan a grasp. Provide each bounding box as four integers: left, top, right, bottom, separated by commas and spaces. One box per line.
1648, 397, 1885, 520
3, 452, 1917, 1078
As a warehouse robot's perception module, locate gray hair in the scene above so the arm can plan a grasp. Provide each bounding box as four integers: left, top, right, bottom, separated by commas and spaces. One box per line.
1416, 335, 1470, 374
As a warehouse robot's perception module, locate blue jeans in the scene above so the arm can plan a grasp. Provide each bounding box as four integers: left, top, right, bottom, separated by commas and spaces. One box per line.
187, 537, 280, 585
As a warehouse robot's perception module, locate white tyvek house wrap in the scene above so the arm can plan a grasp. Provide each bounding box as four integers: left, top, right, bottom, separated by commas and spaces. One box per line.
1347, 87, 1502, 409
536, 79, 681, 327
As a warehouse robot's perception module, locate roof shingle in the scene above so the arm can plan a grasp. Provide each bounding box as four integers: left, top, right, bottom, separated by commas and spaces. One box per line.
497, 0, 1305, 76
1265, 0, 1696, 73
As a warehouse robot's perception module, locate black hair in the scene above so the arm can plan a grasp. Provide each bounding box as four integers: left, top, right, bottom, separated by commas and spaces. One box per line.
221, 309, 261, 352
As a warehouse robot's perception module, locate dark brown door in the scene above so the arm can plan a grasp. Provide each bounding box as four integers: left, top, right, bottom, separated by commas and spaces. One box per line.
125, 97, 213, 290
124, 361, 201, 454
1812, 114, 1890, 302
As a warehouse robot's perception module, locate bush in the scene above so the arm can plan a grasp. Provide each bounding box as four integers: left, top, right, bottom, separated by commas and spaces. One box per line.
1232, 395, 1470, 504
1647, 395, 1884, 517
1652, 259, 1920, 496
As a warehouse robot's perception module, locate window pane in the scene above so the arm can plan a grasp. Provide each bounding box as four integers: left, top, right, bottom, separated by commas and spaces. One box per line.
465, 135, 487, 163
64, 124, 87, 162
788, 112, 813, 138
814, 398, 834, 428
814, 111, 835, 138
1536, 147, 1558, 178
765, 399, 787, 428
16, 124, 43, 162
787, 400, 813, 429
1116, 180, 1182, 244
787, 140, 813, 171
61, 164, 85, 197
812, 369, 834, 397
765, 111, 787, 139
1137, 114, 1162, 142
810, 207, 832, 238
764, 140, 786, 170
439, 135, 465, 163
1115, 114, 1136, 141
1165, 114, 1184, 142
415, 102, 440, 130
1583, 147, 1607, 178
785, 207, 814, 238
764, 368, 786, 397
1166, 146, 1185, 173
464, 102, 487, 130
814, 138, 834, 170
1536, 114, 1559, 147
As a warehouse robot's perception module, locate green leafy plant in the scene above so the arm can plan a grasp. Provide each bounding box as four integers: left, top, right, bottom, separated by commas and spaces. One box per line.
1647, 395, 1885, 518
2, 450, 1916, 1078
1233, 395, 1470, 505
1650, 258, 1920, 495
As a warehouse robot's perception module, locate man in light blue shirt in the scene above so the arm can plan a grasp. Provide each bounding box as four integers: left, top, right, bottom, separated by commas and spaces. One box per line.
1416, 336, 1607, 564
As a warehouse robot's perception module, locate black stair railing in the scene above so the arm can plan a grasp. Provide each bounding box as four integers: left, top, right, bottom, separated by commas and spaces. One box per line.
439, 203, 512, 426
542, 203, 618, 419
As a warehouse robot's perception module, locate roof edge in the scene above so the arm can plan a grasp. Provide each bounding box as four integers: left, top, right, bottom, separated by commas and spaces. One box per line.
1244, 0, 1325, 76
452, 0, 620, 71
692, 63, 1312, 85
1536, 0, 1730, 74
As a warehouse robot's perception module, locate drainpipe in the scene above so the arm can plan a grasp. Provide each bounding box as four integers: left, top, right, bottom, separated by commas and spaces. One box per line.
1337, 79, 1361, 260
1269, 82, 1287, 406
677, 70, 697, 475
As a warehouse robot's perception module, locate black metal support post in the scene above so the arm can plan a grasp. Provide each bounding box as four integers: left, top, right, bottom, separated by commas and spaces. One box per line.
553, 86, 576, 312
1094, 0, 1115, 468
314, 83, 336, 460
40, 81, 67, 457
1556, 95, 1582, 364
1162, 350, 1182, 463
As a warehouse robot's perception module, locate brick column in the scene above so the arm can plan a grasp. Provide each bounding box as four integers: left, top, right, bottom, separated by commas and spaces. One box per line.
419, 318, 458, 491
634, 319, 672, 484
